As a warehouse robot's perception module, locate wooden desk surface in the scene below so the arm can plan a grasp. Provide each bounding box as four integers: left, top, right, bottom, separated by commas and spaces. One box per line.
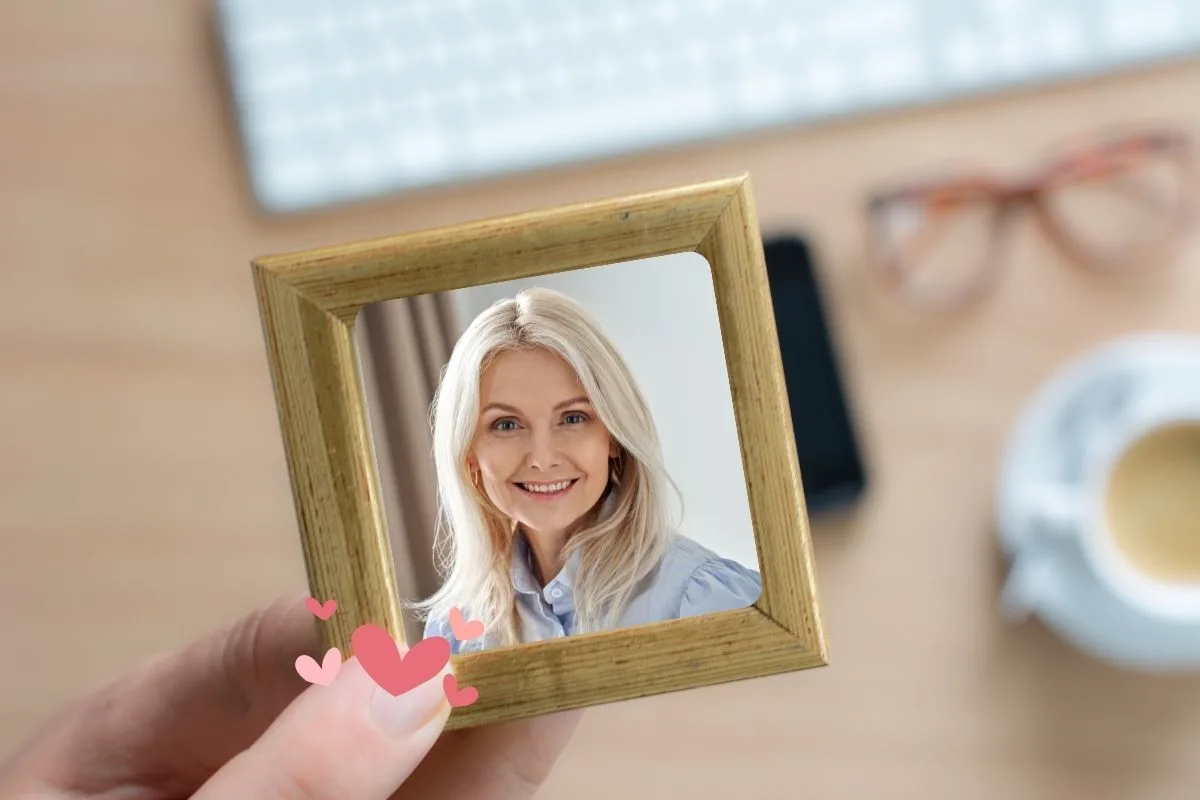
4, 4, 1200, 798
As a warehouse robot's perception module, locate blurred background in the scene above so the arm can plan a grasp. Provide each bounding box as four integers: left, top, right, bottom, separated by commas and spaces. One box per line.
354, 254, 759, 646
5, 0, 1200, 797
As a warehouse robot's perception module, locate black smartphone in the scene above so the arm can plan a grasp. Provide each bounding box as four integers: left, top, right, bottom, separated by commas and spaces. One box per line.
762, 234, 868, 515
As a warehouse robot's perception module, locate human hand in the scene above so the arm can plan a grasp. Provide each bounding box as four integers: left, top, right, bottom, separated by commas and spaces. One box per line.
0, 593, 581, 799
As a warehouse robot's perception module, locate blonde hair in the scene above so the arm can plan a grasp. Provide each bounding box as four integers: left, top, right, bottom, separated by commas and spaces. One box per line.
411, 287, 680, 647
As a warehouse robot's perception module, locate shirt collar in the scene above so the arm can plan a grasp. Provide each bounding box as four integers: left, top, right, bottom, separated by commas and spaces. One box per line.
511, 530, 580, 599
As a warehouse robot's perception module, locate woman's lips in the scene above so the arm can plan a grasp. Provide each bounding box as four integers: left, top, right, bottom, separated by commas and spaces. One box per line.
514, 478, 579, 501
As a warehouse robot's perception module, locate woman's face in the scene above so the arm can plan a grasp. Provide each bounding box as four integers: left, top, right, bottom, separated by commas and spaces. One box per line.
470, 347, 616, 539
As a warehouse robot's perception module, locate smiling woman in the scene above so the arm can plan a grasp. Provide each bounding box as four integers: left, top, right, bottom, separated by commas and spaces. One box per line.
410, 286, 762, 654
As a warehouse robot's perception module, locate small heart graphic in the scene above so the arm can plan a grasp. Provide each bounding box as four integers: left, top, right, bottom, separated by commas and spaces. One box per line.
351, 624, 451, 697
443, 674, 479, 708
449, 607, 485, 642
295, 648, 342, 686
305, 597, 337, 621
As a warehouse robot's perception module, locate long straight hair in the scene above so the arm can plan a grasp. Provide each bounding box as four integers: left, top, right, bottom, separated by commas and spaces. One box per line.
410, 287, 680, 647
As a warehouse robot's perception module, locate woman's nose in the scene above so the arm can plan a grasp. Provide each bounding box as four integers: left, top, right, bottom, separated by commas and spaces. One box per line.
526, 427, 562, 469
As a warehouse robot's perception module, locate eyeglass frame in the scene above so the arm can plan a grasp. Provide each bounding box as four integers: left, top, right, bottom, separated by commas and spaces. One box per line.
864, 128, 1196, 309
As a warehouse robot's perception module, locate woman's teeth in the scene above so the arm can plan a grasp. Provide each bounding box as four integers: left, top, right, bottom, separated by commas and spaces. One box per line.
520, 480, 574, 494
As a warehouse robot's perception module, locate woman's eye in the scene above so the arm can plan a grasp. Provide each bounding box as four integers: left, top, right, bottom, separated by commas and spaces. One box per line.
492, 419, 519, 432
563, 412, 589, 425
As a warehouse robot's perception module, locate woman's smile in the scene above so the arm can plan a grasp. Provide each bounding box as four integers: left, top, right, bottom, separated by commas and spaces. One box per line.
514, 478, 580, 501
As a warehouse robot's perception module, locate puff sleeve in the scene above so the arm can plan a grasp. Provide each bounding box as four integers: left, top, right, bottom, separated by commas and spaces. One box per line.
678, 558, 763, 619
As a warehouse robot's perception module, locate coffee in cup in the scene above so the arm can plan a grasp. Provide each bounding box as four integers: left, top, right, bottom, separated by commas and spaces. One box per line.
1104, 420, 1200, 585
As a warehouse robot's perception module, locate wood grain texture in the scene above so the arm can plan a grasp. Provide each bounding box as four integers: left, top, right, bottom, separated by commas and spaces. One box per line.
252, 269, 407, 647
252, 175, 828, 730
253, 177, 743, 321
697, 183, 825, 645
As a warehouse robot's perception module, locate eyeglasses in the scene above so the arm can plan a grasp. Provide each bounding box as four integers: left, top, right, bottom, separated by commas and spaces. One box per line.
865, 129, 1195, 311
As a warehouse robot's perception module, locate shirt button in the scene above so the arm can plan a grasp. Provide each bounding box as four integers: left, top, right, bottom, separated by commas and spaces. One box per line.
551, 588, 563, 599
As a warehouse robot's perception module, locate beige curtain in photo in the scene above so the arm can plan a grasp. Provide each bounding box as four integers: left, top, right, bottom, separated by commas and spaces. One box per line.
354, 293, 460, 645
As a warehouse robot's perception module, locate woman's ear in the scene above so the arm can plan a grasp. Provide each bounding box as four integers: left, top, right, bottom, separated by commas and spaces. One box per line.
465, 455, 481, 488
609, 440, 620, 459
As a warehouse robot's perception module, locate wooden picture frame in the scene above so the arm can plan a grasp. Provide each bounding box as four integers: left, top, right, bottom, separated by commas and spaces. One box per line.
252, 174, 827, 730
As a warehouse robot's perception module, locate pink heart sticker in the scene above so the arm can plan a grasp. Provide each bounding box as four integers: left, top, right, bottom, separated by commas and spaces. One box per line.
443, 674, 479, 708
305, 597, 337, 621
295, 648, 342, 686
351, 624, 451, 697
449, 607, 485, 642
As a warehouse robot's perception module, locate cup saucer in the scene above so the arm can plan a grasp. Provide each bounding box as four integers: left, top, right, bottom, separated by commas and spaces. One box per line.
995, 331, 1200, 672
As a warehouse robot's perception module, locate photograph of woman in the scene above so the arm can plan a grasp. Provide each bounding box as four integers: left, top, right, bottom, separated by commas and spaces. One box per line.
414, 287, 762, 654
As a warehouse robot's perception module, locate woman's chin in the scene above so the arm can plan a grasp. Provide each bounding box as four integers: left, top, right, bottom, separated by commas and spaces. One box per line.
512, 504, 593, 536
516, 512, 579, 534
505, 483, 605, 535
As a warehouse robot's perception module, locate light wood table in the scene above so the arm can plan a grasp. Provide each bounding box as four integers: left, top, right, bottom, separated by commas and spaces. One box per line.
4, 4, 1200, 798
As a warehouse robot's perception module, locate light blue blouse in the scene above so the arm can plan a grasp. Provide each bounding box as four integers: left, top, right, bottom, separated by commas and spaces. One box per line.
424, 532, 762, 654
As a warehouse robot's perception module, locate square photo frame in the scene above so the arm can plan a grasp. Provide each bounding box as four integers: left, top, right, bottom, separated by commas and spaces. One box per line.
252, 175, 827, 730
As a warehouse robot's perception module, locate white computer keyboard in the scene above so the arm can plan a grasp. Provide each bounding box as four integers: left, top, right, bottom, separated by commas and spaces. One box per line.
216, 0, 1200, 214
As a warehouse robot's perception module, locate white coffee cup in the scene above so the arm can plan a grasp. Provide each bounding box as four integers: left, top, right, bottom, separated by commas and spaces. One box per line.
1000, 390, 1200, 626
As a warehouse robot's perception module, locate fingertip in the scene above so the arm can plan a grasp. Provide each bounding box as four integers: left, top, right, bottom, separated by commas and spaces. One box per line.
367, 662, 453, 739
192, 657, 452, 799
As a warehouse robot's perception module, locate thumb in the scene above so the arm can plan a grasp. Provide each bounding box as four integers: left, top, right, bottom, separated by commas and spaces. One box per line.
192, 654, 452, 799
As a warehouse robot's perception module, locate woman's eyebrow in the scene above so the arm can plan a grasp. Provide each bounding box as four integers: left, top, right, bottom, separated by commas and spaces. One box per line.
480, 402, 522, 415
481, 397, 591, 415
